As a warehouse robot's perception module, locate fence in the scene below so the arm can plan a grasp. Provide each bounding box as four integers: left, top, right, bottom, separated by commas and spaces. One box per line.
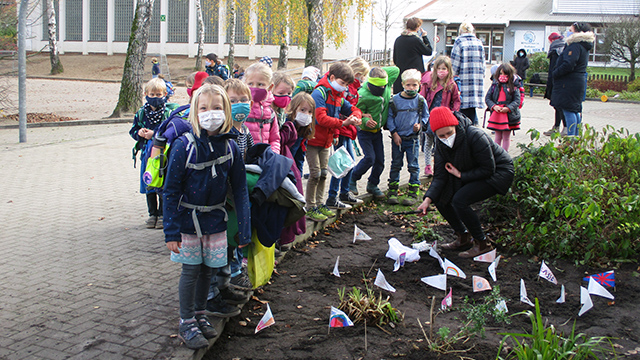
358, 48, 392, 66
588, 73, 629, 83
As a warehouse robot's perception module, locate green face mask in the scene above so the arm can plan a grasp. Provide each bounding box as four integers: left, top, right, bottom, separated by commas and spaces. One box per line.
404, 89, 418, 97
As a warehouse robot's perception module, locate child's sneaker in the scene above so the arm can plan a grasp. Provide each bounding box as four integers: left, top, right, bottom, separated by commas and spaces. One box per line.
424, 165, 433, 177
230, 270, 253, 291
401, 184, 420, 206
560, 127, 568, 136
326, 197, 352, 210
205, 295, 241, 318
307, 207, 328, 222
178, 319, 209, 349
145, 215, 157, 228
349, 178, 359, 195
340, 192, 363, 205
387, 182, 400, 205
366, 183, 385, 199
219, 286, 250, 305
318, 205, 337, 218
195, 314, 218, 339
155, 216, 164, 229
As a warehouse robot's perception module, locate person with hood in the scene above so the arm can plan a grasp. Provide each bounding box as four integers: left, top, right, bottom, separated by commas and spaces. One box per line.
543, 33, 567, 136
450, 22, 485, 126
551, 22, 594, 136
417, 107, 514, 258
511, 49, 530, 80
392, 17, 433, 94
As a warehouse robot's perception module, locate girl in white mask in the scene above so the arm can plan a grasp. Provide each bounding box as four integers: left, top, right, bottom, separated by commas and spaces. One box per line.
417, 107, 514, 259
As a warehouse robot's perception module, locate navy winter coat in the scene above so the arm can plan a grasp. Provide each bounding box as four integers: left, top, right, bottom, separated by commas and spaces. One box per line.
550, 32, 595, 113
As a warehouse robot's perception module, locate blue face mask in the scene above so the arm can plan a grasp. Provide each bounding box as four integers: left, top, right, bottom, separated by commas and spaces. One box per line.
231, 102, 251, 122
146, 96, 166, 109
565, 30, 573, 38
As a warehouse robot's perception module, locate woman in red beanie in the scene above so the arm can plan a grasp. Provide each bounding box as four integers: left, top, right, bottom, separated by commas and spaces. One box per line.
417, 107, 514, 258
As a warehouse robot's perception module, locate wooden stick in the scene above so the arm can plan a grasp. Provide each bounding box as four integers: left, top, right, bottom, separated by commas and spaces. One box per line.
429, 296, 436, 340
366, 259, 377, 278
364, 318, 368, 351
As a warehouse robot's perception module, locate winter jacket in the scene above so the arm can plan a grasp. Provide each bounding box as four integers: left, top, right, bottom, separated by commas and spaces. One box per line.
392, 31, 433, 93
387, 93, 429, 137
420, 71, 461, 111
163, 131, 251, 245
510, 49, 530, 79
551, 32, 594, 113
278, 120, 306, 244
544, 38, 566, 100
292, 79, 317, 97
309, 75, 362, 148
424, 113, 514, 206
451, 33, 486, 109
485, 81, 521, 115
246, 91, 280, 153
356, 66, 400, 133
205, 63, 230, 80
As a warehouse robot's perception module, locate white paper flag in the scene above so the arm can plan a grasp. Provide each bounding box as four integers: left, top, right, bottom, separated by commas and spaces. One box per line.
443, 258, 467, 279
411, 240, 432, 252
255, 303, 275, 333
579, 286, 593, 316
393, 252, 406, 272
495, 299, 508, 313
421, 274, 447, 291
374, 269, 396, 292
473, 249, 496, 263
488, 255, 501, 282
556, 284, 565, 303
472, 275, 492, 292
520, 279, 534, 306
430, 246, 444, 270
441, 288, 453, 310
332, 256, 340, 277
353, 225, 372, 243
539, 261, 558, 285
588, 277, 614, 300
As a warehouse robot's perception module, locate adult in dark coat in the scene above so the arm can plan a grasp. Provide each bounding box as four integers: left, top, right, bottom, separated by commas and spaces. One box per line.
550, 22, 594, 136
417, 107, 514, 258
543, 33, 567, 136
392, 17, 432, 94
510, 48, 530, 80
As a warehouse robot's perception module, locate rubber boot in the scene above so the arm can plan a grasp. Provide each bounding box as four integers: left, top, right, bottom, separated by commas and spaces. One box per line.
387, 182, 399, 205
440, 231, 472, 250
458, 237, 493, 258
401, 184, 420, 206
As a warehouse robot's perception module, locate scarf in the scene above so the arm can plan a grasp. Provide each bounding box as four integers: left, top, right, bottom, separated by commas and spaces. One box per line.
436, 125, 475, 205
143, 103, 165, 126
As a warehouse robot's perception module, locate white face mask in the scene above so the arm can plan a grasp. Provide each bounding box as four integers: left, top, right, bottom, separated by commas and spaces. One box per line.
295, 112, 312, 127
198, 110, 225, 132
439, 132, 456, 148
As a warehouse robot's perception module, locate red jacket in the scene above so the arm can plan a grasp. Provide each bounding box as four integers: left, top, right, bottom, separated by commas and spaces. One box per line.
420, 71, 461, 111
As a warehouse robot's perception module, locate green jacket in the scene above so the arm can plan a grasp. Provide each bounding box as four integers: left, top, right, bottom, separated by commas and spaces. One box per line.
356, 66, 399, 133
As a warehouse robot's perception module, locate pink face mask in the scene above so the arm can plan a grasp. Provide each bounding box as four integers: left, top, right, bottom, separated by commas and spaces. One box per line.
273, 94, 292, 109
250, 87, 268, 103
437, 70, 448, 80
498, 75, 509, 83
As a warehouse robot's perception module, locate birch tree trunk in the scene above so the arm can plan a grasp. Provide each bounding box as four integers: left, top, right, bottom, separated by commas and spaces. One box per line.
227, 0, 236, 70
194, 0, 204, 70
305, 0, 323, 69
277, 42, 288, 70
110, 0, 155, 118
47, 0, 63, 74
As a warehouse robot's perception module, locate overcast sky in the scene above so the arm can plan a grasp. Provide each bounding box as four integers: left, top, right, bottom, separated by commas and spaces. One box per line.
356, 0, 423, 51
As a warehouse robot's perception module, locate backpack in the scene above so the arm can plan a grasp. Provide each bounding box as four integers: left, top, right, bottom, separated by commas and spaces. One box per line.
131, 103, 179, 167
388, 94, 428, 131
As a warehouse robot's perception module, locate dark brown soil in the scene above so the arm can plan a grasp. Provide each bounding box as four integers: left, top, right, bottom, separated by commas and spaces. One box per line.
205, 204, 640, 360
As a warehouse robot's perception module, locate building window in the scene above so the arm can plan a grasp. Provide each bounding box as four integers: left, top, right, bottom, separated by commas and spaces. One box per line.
257, 6, 275, 45
202, 0, 219, 44
65, 0, 82, 41
89, 0, 108, 42
149, 1, 161, 43
114, 0, 134, 42
226, 2, 249, 44
41, 0, 60, 41
168, 0, 189, 43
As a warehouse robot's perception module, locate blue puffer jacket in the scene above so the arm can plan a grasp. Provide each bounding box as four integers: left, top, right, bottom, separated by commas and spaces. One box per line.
163, 130, 250, 245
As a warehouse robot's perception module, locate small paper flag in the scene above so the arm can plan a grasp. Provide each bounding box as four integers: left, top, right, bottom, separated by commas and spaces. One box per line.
421, 274, 447, 291
495, 299, 508, 313
329, 306, 354, 327
430, 245, 444, 270
520, 279, 534, 306
443, 258, 467, 279
332, 256, 340, 277
539, 261, 558, 285
583, 270, 615, 288
441, 288, 453, 310
473, 249, 496, 263
472, 275, 492, 292
587, 277, 614, 299
393, 252, 406, 272
488, 255, 501, 282
556, 284, 565, 303
374, 269, 396, 292
579, 286, 593, 316
255, 303, 275, 333
353, 225, 372, 243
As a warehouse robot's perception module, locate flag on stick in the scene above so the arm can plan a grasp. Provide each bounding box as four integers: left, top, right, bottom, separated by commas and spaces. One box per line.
353, 225, 372, 243
441, 288, 453, 310
332, 256, 340, 277
374, 269, 396, 292
329, 306, 354, 327
443, 258, 467, 279
255, 303, 275, 333
556, 284, 565, 303
472, 275, 492, 292
579, 286, 593, 316
474, 249, 496, 263
430, 245, 444, 270
488, 255, 501, 282
495, 299, 508, 313
587, 277, 614, 299
393, 252, 406, 272
421, 274, 447, 291
583, 271, 615, 288
539, 261, 558, 285
520, 279, 534, 306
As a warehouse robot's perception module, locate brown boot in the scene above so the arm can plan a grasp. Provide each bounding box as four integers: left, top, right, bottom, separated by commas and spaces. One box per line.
440, 231, 472, 250
458, 238, 493, 258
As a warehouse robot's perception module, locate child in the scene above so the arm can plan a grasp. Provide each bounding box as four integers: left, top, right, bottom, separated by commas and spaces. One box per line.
163, 84, 250, 349
486, 64, 521, 151
420, 55, 461, 176
157, 74, 176, 99
345, 57, 370, 105
232, 63, 244, 79
151, 58, 160, 78
292, 66, 321, 97
271, 71, 295, 127
205, 53, 229, 80
307, 62, 362, 220
129, 77, 176, 229
224, 79, 254, 159
386, 69, 429, 206
350, 66, 399, 199
244, 62, 281, 153
202, 75, 225, 87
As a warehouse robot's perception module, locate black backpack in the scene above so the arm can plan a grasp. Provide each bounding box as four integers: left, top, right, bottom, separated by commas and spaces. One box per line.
388, 94, 428, 131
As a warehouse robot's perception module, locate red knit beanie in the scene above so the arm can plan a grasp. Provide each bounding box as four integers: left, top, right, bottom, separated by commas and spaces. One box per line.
548, 32, 562, 42
429, 107, 459, 132
187, 71, 209, 97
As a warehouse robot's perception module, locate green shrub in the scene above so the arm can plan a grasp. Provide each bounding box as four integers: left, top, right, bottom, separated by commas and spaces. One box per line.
491, 125, 640, 265
527, 52, 549, 81
628, 77, 640, 92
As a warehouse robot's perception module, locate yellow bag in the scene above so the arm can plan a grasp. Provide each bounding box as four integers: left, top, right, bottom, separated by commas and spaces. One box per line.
143, 144, 170, 189
247, 231, 275, 289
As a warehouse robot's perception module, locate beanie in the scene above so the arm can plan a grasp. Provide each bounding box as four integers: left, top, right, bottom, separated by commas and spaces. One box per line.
429, 107, 459, 132
548, 32, 562, 42
187, 71, 209, 97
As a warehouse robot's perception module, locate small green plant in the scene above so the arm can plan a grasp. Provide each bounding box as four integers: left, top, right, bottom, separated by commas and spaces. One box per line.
497, 298, 610, 359
411, 212, 444, 243
337, 277, 402, 327
527, 52, 549, 80
459, 286, 511, 337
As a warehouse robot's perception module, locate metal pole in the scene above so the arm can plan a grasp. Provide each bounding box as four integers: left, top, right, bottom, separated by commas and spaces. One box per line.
18, 0, 29, 143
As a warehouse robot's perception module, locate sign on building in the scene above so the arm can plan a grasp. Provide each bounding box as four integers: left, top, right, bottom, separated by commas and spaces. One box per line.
514, 30, 545, 54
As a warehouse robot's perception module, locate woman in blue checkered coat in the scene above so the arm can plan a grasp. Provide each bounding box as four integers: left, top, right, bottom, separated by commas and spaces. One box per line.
451, 22, 485, 126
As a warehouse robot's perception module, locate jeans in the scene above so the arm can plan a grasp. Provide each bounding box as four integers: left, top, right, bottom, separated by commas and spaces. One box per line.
328, 136, 355, 199
206, 263, 231, 302
179, 263, 213, 319
146, 192, 162, 216
352, 130, 384, 186
435, 180, 497, 241
389, 136, 420, 185
460, 108, 478, 126
305, 145, 330, 208
563, 110, 582, 136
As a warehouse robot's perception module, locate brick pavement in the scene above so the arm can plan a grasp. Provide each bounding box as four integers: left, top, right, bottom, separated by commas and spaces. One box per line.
0, 97, 639, 359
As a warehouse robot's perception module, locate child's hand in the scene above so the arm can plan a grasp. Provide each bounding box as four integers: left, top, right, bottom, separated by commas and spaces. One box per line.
166, 241, 181, 254
392, 132, 402, 146
138, 128, 153, 140
366, 118, 377, 128
413, 123, 420, 132
333, 137, 339, 146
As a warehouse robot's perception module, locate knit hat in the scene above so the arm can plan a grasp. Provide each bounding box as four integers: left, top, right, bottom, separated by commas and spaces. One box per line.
259, 56, 273, 68
187, 71, 209, 97
548, 32, 563, 42
429, 107, 459, 132
301, 66, 320, 81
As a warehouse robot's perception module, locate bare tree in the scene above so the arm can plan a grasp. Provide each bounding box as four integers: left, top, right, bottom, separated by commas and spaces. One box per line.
305, 0, 324, 68
194, 0, 204, 70
46, 0, 63, 74
227, 0, 236, 70
602, 16, 640, 81
110, 0, 155, 118
375, 0, 412, 64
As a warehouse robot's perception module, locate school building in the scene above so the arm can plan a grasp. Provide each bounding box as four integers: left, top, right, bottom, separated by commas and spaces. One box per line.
25, 0, 357, 61
407, 0, 640, 65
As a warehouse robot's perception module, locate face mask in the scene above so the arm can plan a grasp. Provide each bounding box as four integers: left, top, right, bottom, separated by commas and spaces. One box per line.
565, 30, 573, 38
437, 70, 449, 80
404, 89, 418, 97
273, 94, 292, 109
295, 112, 312, 127
146, 96, 166, 109
205, 61, 212, 67
330, 79, 347, 93
250, 87, 268, 102
198, 110, 225, 132
231, 102, 251, 122
368, 83, 385, 97
439, 132, 456, 148
498, 75, 508, 83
